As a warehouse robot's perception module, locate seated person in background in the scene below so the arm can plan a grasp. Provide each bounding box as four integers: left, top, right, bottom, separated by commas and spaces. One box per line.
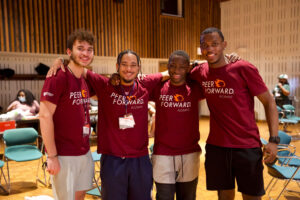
7, 89, 40, 116
273, 74, 290, 108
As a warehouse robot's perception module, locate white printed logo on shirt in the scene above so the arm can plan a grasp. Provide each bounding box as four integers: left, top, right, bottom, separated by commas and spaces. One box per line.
110, 92, 144, 105
70, 89, 89, 105
43, 92, 54, 97
202, 79, 235, 98
159, 94, 191, 111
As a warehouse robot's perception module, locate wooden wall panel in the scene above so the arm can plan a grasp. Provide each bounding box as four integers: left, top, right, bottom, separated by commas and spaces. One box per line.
0, 0, 221, 59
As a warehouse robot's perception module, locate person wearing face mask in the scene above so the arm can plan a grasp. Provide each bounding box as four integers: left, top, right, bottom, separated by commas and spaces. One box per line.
7, 89, 40, 116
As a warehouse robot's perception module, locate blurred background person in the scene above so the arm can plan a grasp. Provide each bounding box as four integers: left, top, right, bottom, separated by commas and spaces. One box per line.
273, 74, 290, 108
7, 89, 40, 116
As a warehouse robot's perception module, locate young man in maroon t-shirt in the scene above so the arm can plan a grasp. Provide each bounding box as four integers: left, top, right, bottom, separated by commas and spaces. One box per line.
48, 50, 169, 199
85, 50, 170, 200
39, 30, 95, 200
150, 50, 203, 200
191, 27, 278, 200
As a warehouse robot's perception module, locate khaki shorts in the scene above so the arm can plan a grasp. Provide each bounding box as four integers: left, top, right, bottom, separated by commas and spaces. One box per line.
51, 151, 94, 200
152, 151, 201, 184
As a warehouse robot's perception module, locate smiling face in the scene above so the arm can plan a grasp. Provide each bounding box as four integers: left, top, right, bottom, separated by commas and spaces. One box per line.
116, 53, 140, 86
200, 32, 227, 68
168, 55, 190, 86
67, 40, 94, 67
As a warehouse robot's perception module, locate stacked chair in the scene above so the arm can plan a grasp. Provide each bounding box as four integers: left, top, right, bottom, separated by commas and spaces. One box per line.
0, 160, 8, 194
2, 128, 47, 193
262, 131, 300, 200
282, 104, 300, 122
277, 106, 298, 132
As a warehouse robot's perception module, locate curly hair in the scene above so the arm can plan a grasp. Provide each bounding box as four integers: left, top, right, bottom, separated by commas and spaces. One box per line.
15, 89, 36, 106
67, 29, 95, 50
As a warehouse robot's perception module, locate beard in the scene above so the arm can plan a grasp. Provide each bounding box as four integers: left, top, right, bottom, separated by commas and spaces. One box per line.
70, 53, 93, 67
121, 77, 135, 84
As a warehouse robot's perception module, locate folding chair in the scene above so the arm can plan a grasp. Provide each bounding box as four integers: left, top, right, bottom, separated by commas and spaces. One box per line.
86, 151, 101, 197
3, 128, 47, 193
261, 138, 300, 199
0, 160, 8, 194
277, 106, 298, 132
276, 130, 300, 167
282, 104, 300, 122
265, 155, 300, 200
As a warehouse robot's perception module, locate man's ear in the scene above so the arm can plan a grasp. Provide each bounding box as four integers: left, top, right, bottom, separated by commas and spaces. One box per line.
66, 48, 72, 57
116, 63, 119, 72
223, 41, 227, 50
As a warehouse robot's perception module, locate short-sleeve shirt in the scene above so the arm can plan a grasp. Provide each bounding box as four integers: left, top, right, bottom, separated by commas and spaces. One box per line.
86, 70, 162, 157
273, 83, 290, 102
40, 69, 90, 156
190, 60, 268, 148
151, 80, 203, 155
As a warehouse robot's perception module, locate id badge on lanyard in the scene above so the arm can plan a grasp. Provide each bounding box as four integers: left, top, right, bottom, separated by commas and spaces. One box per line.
118, 83, 136, 130
83, 123, 90, 136
82, 101, 90, 137
68, 66, 91, 137
119, 113, 135, 129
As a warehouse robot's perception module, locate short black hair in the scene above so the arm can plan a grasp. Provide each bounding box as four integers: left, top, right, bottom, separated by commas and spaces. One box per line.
168, 50, 190, 65
117, 49, 141, 66
200, 27, 224, 44
67, 29, 95, 50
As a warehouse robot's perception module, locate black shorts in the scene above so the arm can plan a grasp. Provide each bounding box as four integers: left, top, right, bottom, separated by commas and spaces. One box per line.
205, 144, 265, 196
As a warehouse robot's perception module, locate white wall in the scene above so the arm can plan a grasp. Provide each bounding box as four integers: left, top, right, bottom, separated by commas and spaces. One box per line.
221, 0, 300, 120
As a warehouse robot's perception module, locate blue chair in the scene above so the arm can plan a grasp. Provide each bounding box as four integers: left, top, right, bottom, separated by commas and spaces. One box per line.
3, 128, 47, 193
262, 137, 300, 199
277, 131, 300, 167
282, 104, 300, 122
149, 143, 154, 155
0, 160, 8, 194
278, 130, 292, 144
265, 155, 300, 200
260, 138, 268, 145
86, 151, 101, 197
277, 106, 298, 132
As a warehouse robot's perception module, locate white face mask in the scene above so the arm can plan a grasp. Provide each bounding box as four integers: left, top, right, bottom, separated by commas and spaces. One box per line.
18, 96, 26, 103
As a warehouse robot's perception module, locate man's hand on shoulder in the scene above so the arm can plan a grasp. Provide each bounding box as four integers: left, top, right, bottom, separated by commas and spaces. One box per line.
47, 57, 68, 77
110, 73, 120, 86
225, 52, 241, 63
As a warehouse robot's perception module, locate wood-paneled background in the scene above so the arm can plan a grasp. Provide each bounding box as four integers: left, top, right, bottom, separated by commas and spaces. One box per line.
0, 0, 221, 59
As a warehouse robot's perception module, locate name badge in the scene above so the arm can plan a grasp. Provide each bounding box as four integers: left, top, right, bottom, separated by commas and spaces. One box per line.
83, 124, 90, 136
119, 113, 135, 130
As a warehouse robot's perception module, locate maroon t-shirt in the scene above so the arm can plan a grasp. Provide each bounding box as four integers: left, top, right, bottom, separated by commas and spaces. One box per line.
40, 69, 90, 156
190, 60, 268, 148
151, 80, 203, 155
86, 70, 162, 157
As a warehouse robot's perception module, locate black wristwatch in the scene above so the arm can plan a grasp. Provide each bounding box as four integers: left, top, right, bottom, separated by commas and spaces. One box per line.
269, 136, 280, 144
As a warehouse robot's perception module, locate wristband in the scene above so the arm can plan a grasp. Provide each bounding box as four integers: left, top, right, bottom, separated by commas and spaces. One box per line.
47, 154, 58, 159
